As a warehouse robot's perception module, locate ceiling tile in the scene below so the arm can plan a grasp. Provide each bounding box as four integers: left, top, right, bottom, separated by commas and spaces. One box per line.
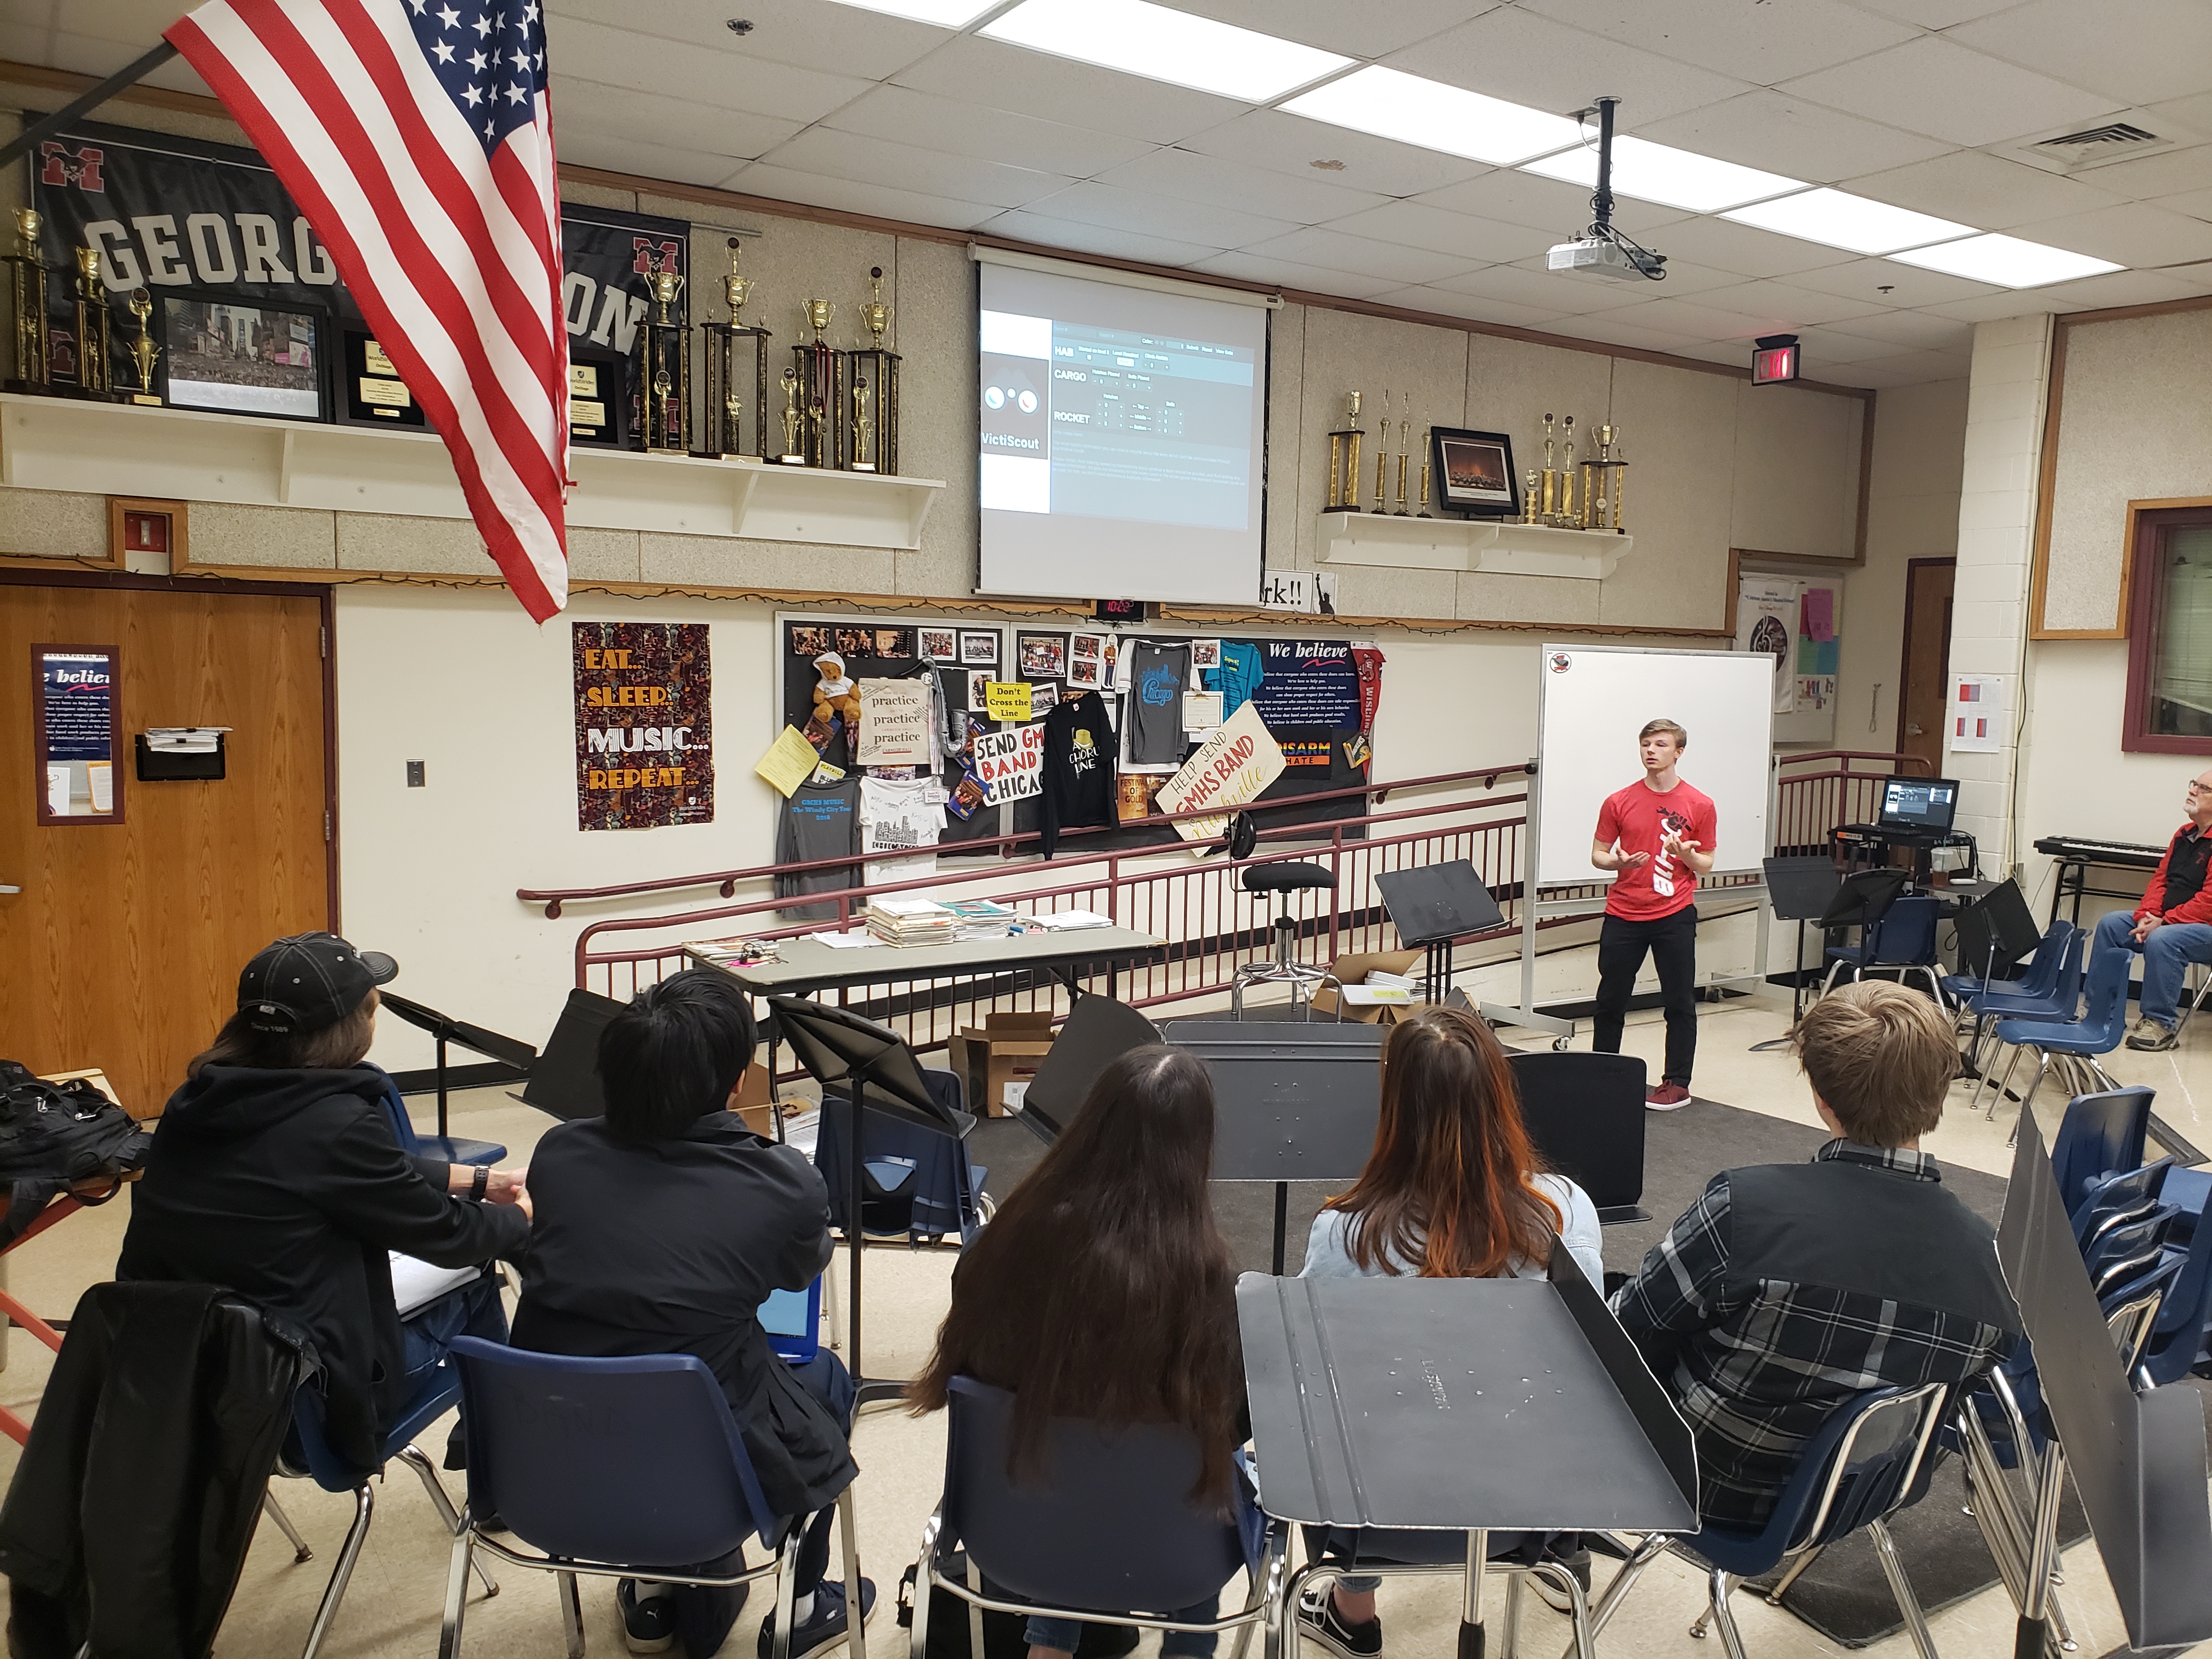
2060, 146, 2212, 206
755, 129, 1073, 212
972, 209, 1220, 268
547, 0, 953, 81
1187, 252, 1403, 301
1826, 309, 1976, 349
721, 162, 1001, 230
557, 132, 785, 191
1093, 146, 1392, 225
1410, 169, 1690, 238
1176, 110, 1492, 199
1367, 286, 1572, 333
1513, 0, 1917, 85
1431, 262, 1665, 315
2148, 91, 2212, 140
2163, 261, 2212, 292
892, 34, 1247, 145
1920, 291, 2069, 323
1778, 37, 2116, 148
1693, 278, 1894, 327
2011, 202, 2212, 268
1836, 356, 1954, 387
1783, 256, 2004, 307
1554, 314, 1712, 355
546, 14, 876, 122
1019, 180, 1296, 248
823, 86, 1158, 178
1946, 0, 2212, 109
2023, 267, 2205, 309
1639, 92, 1950, 185
1790, 327, 1908, 364
2157, 188, 2212, 224
1841, 0, 2020, 24
557, 84, 800, 163
1235, 228, 1477, 287
1382, 8, 1754, 129
1320, 202, 1559, 266
1840, 150, 2121, 230
1595, 295, 1782, 342
1634, 214, 1860, 279
1167, 0, 1504, 61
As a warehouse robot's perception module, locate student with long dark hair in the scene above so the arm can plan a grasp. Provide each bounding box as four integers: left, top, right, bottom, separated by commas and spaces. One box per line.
1294, 1005, 1602, 1658
908, 1045, 1244, 1659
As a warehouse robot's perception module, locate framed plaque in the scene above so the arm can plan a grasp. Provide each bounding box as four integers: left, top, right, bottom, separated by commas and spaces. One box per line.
1431, 426, 1520, 519
568, 347, 627, 448
33, 642, 123, 826
339, 326, 426, 428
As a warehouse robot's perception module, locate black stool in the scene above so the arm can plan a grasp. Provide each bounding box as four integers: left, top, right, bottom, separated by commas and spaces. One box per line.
1231, 861, 1340, 1018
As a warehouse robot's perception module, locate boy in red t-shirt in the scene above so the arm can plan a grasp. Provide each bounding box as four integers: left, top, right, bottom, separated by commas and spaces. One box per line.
1591, 719, 1718, 1109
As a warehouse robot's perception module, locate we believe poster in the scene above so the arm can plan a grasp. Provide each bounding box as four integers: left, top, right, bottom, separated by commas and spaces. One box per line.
573, 622, 714, 830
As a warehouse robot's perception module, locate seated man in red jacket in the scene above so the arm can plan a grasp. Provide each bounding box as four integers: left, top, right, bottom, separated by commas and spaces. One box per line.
2093, 766, 2212, 1052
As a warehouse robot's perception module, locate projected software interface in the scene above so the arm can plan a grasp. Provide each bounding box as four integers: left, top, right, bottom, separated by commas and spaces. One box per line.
1879, 778, 1959, 832
980, 311, 1255, 529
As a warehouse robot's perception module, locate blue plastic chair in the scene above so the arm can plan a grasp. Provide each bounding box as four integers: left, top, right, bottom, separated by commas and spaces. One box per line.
1955, 928, 2087, 1107
910, 1377, 1287, 1659
1591, 1384, 1949, 1659
2136, 1205, 2212, 1387
759, 1276, 824, 1365
268, 1351, 496, 1659
1942, 921, 2078, 1006
2073, 1159, 2175, 1247
814, 1075, 989, 1247
2048, 1087, 2154, 1214
441, 1337, 864, 1659
1986, 945, 2134, 1123
368, 1063, 507, 1170
1822, 894, 1946, 1007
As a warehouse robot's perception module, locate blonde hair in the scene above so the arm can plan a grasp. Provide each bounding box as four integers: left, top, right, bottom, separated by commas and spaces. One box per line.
1792, 981, 1955, 1146
1639, 718, 1688, 749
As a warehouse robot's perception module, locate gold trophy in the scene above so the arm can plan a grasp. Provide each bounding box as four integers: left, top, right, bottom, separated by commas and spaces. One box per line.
1417, 426, 1432, 518
639, 263, 687, 451
802, 298, 834, 343
700, 235, 769, 459
845, 267, 900, 473
851, 379, 874, 471
1522, 468, 1542, 525
1558, 414, 1577, 527
1325, 390, 1364, 512
125, 286, 159, 402
71, 245, 112, 396
1583, 423, 1628, 533
1372, 389, 1390, 512
3, 208, 49, 391
793, 300, 840, 466
724, 241, 752, 325
1393, 419, 1410, 515
648, 267, 684, 328
777, 368, 804, 463
860, 267, 890, 349
1539, 413, 1557, 522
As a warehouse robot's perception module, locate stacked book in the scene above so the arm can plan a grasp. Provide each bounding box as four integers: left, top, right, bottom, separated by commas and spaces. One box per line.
866, 896, 958, 946
945, 899, 1017, 940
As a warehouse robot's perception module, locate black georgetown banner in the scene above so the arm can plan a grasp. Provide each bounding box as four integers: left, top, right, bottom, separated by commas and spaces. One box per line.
25, 115, 686, 417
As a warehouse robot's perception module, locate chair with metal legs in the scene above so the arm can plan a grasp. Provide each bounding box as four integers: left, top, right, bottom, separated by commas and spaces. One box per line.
1583, 1383, 1950, 1659
1986, 946, 2133, 1126
1228, 860, 1339, 1018
1287, 1531, 1601, 1659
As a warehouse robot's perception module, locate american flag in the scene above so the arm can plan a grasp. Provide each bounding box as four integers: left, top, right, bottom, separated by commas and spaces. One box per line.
167, 0, 571, 620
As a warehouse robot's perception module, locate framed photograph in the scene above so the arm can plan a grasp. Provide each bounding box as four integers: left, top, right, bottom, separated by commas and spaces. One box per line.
874, 628, 912, 659
1017, 630, 1068, 680
1431, 426, 1520, 518
791, 624, 835, 658
959, 630, 1000, 667
1188, 638, 1221, 672
919, 628, 957, 662
1029, 680, 1060, 718
967, 669, 991, 713
161, 295, 328, 421
1066, 651, 1102, 691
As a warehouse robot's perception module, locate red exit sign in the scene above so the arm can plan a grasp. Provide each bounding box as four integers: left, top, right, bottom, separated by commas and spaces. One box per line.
1751, 339, 1800, 385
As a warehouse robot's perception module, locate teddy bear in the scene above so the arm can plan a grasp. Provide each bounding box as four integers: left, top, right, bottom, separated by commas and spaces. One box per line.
811, 651, 862, 727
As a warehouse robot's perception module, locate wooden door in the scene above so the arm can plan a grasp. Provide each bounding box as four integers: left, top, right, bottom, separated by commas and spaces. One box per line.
1896, 558, 1956, 776
0, 575, 332, 1116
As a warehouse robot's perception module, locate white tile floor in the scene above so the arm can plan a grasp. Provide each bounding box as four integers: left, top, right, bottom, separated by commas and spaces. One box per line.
3, 975, 2206, 1658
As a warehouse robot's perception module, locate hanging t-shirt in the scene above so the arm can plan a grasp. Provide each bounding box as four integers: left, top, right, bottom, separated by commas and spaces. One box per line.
1039, 691, 1118, 859
1594, 778, 1718, 922
1125, 641, 1190, 771
1206, 641, 1266, 720
775, 778, 861, 921
860, 774, 946, 887
1350, 644, 1386, 732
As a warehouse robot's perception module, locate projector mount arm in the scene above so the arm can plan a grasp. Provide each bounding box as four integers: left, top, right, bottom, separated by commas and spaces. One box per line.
1577, 95, 1667, 281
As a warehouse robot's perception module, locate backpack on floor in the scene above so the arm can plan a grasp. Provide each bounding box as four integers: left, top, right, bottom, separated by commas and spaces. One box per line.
896, 1553, 1140, 1659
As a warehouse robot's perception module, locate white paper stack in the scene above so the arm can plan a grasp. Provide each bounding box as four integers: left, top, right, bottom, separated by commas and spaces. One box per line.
1027, 909, 1113, 932
945, 899, 1017, 940
867, 896, 958, 946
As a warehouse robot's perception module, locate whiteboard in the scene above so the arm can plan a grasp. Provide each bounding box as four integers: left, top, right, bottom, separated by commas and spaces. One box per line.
1535, 645, 1774, 890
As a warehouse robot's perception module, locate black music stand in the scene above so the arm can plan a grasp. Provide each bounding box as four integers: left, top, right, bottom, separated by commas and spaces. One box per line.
1239, 1255, 1697, 1659
1164, 1020, 1385, 1271
1954, 878, 2045, 1088
515, 986, 623, 1121
1750, 856, 1846, 1053
376, 990, 537, 1161
1018, 991, 1160, 1142
768, 995, 964, 1404
1376, 861, 1506, 1004
1999, 1110, 2212, 1655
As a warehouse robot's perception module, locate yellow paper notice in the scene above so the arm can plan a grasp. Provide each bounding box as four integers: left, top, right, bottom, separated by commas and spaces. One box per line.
754, 725, 820, 797
984, 680, 1034, 722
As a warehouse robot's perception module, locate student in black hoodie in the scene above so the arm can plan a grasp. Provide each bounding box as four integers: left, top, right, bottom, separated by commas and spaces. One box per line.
118, 934, 529, 1479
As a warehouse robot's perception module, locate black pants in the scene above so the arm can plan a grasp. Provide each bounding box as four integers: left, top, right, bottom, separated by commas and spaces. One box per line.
1593, 907, 1699, 1086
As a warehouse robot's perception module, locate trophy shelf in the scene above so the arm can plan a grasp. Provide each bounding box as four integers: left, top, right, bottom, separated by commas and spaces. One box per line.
0, 394, 942, 551
1315, 511, 1632, 580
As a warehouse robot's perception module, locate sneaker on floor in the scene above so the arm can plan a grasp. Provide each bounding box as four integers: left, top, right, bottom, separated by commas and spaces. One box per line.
1645, 1082, 1692, 1110
760, 1576, 877, 1659
2127, 1017, 2180, 1052
1296, 1587, 1381, 1659
1531, 1547, 1593, 1613
618, 1579, 677, 1655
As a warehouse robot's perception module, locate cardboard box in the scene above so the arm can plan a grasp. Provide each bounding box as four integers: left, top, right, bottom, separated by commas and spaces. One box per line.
1310, 949, 1426, 1025
729, 1060, 778, 1136
949, 1009, 1056, 1116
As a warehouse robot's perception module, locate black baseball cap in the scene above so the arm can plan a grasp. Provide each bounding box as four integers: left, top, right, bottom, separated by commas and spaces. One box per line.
238, 933, 399, 1035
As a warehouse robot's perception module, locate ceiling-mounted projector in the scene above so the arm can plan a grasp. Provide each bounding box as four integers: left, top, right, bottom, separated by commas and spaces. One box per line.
1548, 95, 1666, 283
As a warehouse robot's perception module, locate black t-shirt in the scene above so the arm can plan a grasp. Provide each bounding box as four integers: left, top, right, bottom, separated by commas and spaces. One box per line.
775, 778, 861, 919
1125, 642, 1190, 769
1040, 691, 1118, 858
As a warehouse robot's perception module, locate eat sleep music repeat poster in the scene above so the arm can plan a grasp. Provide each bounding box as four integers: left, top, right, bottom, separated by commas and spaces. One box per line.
574, 622, 714, 830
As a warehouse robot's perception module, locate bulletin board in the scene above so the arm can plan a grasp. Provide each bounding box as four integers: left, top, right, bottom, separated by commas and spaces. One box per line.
1734, 569, 1843, 745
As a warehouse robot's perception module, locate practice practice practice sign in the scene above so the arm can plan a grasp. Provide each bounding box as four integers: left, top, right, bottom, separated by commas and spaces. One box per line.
972, 721, 1045, 805
573, 622, 713, 830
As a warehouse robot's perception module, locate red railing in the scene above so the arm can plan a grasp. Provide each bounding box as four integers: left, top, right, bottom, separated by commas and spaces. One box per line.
1774, 750, 1930, 854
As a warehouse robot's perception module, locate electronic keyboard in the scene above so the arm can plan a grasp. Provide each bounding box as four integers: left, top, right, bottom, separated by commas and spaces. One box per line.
2033, 836, 2165, 870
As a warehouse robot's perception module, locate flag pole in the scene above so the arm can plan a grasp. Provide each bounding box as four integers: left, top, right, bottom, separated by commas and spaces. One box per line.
0, 41, 182, 172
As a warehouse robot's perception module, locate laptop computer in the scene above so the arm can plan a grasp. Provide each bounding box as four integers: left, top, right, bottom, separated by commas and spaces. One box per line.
1876, 776, 1960, 839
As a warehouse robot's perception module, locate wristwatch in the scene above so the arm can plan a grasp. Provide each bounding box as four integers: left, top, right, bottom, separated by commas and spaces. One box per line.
470, 1164, 489, 1201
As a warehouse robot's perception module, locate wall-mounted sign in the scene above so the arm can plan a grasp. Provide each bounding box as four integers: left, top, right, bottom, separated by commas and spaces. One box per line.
573, 622, 713, 830
34, 644, 122, 825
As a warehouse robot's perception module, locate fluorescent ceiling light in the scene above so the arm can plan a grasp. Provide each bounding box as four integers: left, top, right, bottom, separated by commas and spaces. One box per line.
1521, 135, 1804, 213
980, 0, 1352, 103
1282, 66, 1584, 167
1889, 233, 2123, 288
820, 0, 1000, 26
1722, 188, 1973, 255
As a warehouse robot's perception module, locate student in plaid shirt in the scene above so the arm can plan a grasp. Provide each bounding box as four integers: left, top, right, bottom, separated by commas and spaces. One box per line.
1609, 982, 2018, 1527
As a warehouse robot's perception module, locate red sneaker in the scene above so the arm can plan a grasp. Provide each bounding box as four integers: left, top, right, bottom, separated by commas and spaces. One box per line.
1645, 1082, 1692, 1110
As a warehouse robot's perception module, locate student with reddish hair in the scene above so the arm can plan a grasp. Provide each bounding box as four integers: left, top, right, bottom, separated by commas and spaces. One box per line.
1294, 1005, 1601, 1656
